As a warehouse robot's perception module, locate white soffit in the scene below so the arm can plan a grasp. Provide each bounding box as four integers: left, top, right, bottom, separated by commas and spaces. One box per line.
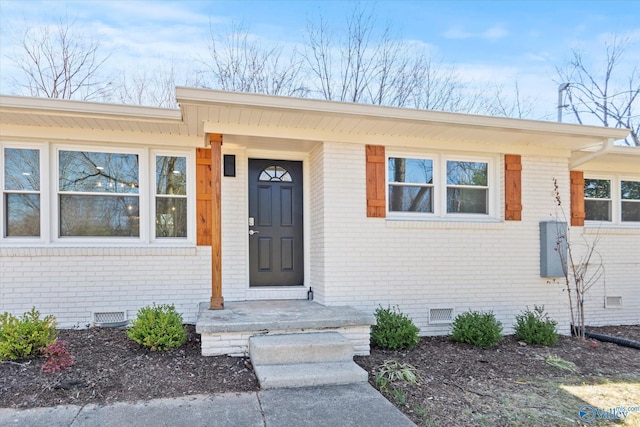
575, 146, 640, 174
177, 87, 630, 150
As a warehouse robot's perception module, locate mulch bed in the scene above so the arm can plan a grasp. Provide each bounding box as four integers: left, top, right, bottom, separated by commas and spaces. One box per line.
356, 325, 640, 425
1, 325, 258, 408
1, 324, 639, 426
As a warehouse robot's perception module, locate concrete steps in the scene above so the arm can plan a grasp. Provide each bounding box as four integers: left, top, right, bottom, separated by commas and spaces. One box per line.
249, 332, 368, 389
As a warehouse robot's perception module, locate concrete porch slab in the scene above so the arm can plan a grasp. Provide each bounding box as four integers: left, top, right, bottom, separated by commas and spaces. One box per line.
195, 300, 375, 357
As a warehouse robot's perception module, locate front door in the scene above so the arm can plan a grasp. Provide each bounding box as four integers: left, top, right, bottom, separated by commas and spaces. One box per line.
248, 159, 304, 286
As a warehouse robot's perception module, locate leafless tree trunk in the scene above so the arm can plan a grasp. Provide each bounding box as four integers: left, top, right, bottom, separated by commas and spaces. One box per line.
552, 179, 604, 339
556, 36, 639, 146
197, 21, 308, 97
7, 18, 113, 101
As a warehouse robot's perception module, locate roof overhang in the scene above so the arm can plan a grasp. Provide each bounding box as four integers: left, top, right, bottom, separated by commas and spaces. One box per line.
0, 95, 200, 147
176, 87, 630, 153
2, 89, 637, 169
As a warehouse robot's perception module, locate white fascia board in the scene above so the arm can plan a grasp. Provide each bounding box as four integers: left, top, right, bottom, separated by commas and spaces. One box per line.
177, 87, 630, 141
0, 95, 182, 123
203, 121, 572, 157
0, 124, 202, 148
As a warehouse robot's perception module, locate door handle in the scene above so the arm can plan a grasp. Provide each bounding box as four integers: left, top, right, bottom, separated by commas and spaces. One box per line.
249, 230, 260, 235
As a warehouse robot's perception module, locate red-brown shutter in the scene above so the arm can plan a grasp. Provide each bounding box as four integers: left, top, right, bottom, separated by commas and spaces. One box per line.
570, 170, 585, 226
366, 145, 386, 218
504, 154, 522, 221
196, 147, 212, 245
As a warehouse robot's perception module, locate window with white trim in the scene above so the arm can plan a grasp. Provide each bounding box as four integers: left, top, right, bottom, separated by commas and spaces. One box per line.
387, 154, 493, 218
585, 176, 640, 224
446, 160, 488, 214
155, 155, 187, 238
2, 147, 41, 237
388, 157, 434, 213
1, 142, 193, 244
58, 149, 140, 237
621, 180, 640, 222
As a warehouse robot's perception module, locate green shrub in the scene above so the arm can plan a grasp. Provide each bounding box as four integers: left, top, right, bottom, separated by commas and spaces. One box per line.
514, 305, 558, 346
127, 304, 187, 351
371, 306, 420, 350
450, 310, 503, 348
0, 308, 57, 361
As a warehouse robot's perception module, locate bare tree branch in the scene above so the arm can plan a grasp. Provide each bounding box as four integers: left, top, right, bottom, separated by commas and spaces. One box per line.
556, 35, 639, 146
8, 17, 113, 101
197, 21, 307, 97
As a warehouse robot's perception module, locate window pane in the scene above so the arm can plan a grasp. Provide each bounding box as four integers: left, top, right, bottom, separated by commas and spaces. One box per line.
5, 194, 40, 237
447, 188, 488, 213
60, 195, 139, 237
584, 200, 611, 221
388, 185, 433, 213
59, 150, 138, 194
622, 201, 640, 222
156, 198, 187, 237
4, 148, 40, 191
388, 158, 433, 184
259, 166, 292, 182
621, 181, 640, 200
156, 156, 186, 195
584, 179, 610, 199
447, 161, 487, 186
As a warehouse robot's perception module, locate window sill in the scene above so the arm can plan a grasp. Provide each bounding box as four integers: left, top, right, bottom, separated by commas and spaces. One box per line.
385, 216, 504, 230
583, 223, 640, 235
0, 245, 200, 258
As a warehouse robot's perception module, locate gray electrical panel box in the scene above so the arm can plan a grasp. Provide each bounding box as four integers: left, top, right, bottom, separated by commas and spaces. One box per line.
540, 221, 567, 278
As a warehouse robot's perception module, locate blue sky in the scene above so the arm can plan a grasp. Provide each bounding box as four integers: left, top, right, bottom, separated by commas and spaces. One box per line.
1, 0, 638, 120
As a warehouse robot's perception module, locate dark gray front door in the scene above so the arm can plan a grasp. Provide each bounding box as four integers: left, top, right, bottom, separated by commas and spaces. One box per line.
248, 159, 304, 286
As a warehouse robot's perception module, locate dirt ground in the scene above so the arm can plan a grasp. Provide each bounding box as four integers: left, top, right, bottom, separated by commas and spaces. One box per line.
356, 325, 640, 426
1, 325, 639, 426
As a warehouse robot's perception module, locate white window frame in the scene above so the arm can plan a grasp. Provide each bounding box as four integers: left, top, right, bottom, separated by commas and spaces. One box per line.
53, 144, 148, 244
585, 174, 640, 226
583, 175, 613, 223
386, 151, 497, 220
150, 149, 195, 244
1, 141, 196, 246
387, 155, 437, 217
0, 142, 48, 243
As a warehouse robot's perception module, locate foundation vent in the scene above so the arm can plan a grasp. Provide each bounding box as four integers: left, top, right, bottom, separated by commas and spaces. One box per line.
93, 311, 128, 327
429, 308, 454, 324
604, 296, 622, 309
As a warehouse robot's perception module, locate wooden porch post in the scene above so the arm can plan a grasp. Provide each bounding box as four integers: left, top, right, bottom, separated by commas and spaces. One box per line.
209, 133, 224, 309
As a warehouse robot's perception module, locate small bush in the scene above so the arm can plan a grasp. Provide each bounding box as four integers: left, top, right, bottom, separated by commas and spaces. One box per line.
374, 359, 421, 391
127, 304, 187, 351
514, 305, 558, 346
450, 310, 503, 348
41, 340, 75, 373
371, 306, 420, 350
0, 308, 57, 361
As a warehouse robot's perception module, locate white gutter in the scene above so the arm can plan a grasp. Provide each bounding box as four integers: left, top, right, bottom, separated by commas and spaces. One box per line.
570, 138, 616, 169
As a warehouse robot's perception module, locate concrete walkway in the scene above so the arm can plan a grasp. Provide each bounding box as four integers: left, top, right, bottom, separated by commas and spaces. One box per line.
0, 383, 416, 427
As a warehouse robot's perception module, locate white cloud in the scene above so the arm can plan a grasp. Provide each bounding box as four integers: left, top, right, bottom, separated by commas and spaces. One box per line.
443, 25, 508, 40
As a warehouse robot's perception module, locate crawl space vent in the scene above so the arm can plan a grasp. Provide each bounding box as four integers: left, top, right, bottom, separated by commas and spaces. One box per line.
604, 296, 622, 309
93, 311, 128, 327
429, 308, 454, 324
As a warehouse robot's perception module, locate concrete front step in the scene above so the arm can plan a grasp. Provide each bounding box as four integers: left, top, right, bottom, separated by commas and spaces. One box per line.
253, 361, 369, 389
249, 332, 353, 365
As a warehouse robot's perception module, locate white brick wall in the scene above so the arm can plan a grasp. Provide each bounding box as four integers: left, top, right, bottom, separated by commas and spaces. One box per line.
1, 142, 637, 334
307, 142, 638, 335
0, 247, 211, 327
